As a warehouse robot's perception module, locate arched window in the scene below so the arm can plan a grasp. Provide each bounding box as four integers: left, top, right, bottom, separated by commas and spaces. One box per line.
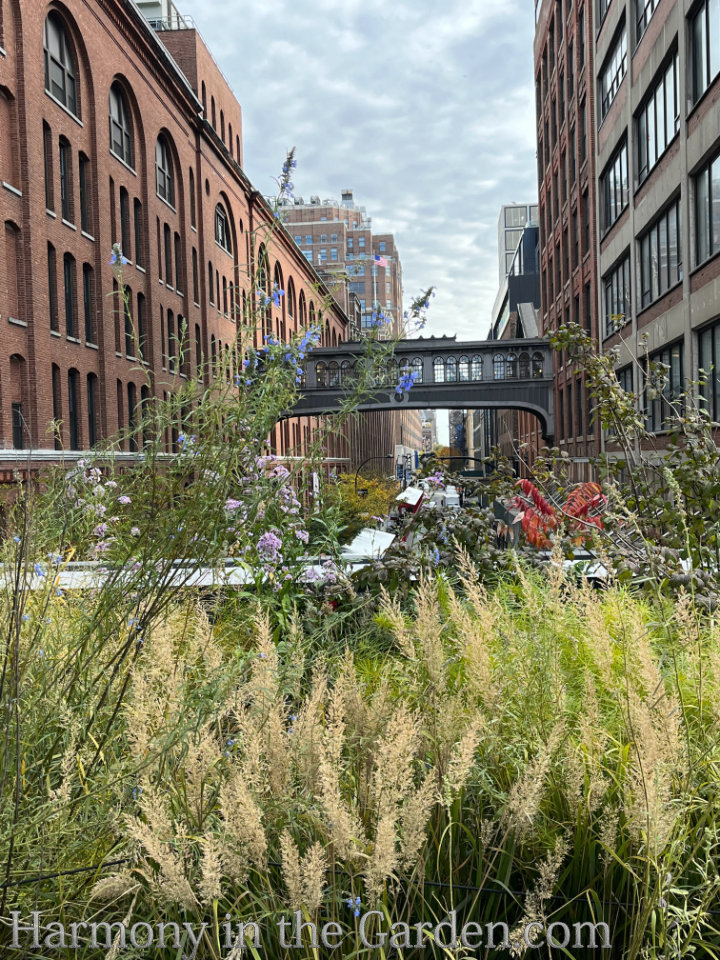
340, 360, 352, 383
493, 354, 506, 380
211, 96, 216, 129
228, 123, 233, 154
471, 355, 483, 380
63, 252, 77, 338
10, 355, 27, 449
298, 291, 307, 326
127, 382, 137, 452
220, 109, 225, 142
412, 357, 423, 383
109, 84, 133, 167
155, 136, 174, 206
507, 353, 518, 379
236, 134, 241, 162
44, 13, 78, 116
316, 361, 327, 387
309, 303, 316, 327
519, 351, 531, 378
433, 357, 445, 383
215, 203, 231, 252
4, 221, 20, 321
328, 361, 340, 387
201, 81, 207, 117
137, 292, 146, 359
532, 352, 545, 378
458, 355, 470, 381
386, 359, 398, 385
87, 373, 99, 447
446, 357, 458, 382
67, 368, 80, 450
189, 168, 196, 227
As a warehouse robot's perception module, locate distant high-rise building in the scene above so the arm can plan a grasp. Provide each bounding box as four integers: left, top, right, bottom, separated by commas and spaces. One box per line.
498, 203, 539, 282
283, 192, 422, 467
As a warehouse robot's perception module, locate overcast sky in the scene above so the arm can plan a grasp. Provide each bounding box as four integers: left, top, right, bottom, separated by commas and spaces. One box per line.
179, 0, 537, 340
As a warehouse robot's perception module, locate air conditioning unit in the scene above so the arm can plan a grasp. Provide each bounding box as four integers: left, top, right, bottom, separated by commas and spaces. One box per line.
310, 195, 320, 205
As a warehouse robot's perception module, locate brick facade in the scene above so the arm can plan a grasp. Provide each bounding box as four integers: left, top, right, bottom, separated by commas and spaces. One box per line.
0, 0, 351, 472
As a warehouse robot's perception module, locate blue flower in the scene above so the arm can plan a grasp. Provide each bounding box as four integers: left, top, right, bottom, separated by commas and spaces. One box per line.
34, 563, 45, 578
432, 547, 440, 564
13, 536, 20, 544
109, 245, 130, 267
346, 896, 362, 918
246, 379, 253, 387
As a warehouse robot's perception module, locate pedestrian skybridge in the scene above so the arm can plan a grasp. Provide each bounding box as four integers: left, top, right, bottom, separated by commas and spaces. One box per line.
291, 337, 555, 441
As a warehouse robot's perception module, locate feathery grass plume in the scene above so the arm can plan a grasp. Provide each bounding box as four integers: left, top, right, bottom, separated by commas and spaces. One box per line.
442, 717, 483, 806
412, 577, 446, 690
280, 830, 303, 911
598, 804, 620, 868
364, 811, 398, 904
245, 610, 281, 713
398, 771, 436, 870
183, 726, 221, 821
378, 587, 416, 660
198, 834, 223, 905
447, 585, 494, 703
89, 870, 139, 902
292, 664, 328, 784
301, 841, 327, 913
623, 691, 684, 855
188, 601, 223, 674
577, 584, 617, 679
503, 724, 565, 840
317, 738, 365, 863
370, 705, 420, 817
219, 767, 268, 881
125, 787, 197, 909
509, 835, 570, 953
453, 541, 488, 617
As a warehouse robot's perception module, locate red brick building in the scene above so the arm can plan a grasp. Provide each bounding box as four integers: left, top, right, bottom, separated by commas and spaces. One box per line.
534, 0, 601, 479
0, 0, 352, 477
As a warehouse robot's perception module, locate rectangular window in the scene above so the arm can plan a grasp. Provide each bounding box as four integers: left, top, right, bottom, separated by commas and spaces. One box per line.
698, 318, 720, 420
331, 248, 338, 261
174, 232, 182, 294
358, 238, 365, 248
645, 340, 684, 431
347, 238, 354, 249
64, 254, 77, 338
694, 149, 720, 265
601, 140, 628, 232
320, 234, 327, 243
44, 123, 54, 211
319, 248, 327, 262
637, 52, 679, 183
164, 224, 172, 287
302, 250, 312, 262
331, 233, 338, 242
603, 253, 631, 337
638, 198, 682, 308
584, 281, 592, 333
305, 234, 312, 244
379, 241, 386, 251
79, 154, 90, 233
579, 100, 587, 161
120, 188, 131, 259
578, 6, 585, 67
692, 0, 720, 102
48, 243, 58, 332
192, 248, 199, 304
294, 235, 301, 243
83, 263, 95, 342
599, 0, 611, 24
59, 138, 73, 222
599, 24, 627, 120
12, 403, 23, 450
637, 0, 660, 42
134, 199, 143, 267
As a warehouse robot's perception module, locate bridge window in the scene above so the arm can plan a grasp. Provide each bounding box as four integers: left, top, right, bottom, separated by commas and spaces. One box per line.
459, 355, 470, 381
493, 354, 506, 380
507, 353, 518, 379
471, 355, 483, 379
433, 357, 445, 383
532, 352, 545, 377
328, 361, 340, 387
340, 360, 353, 383
446, 357, 457, 382
412, 357, 423, 383
386, 359, 398, 385
519, 351, 530, 378
316, 361, 327, 387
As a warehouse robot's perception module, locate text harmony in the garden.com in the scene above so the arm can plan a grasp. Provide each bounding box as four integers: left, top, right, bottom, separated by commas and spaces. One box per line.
7, 910, 611, 954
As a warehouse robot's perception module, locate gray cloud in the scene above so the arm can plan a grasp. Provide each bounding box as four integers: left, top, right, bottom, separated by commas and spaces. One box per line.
179, 0, 537, 346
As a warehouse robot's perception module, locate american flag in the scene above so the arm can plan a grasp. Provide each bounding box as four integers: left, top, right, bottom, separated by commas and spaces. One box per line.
374, 254, 389, 268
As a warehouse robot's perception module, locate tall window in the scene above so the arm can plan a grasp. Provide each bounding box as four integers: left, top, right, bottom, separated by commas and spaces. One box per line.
120, 187, 130, 257
124, 287, 134, 356
637, 52, 679, 183
87, 373, 99, 447
83, 263, 95, 342
63, 253, 77, 337
67, 369, 80, 450
637, 0, 660, 42
164, 224, 172, 287
601, 140, 628, 232
692, 0, 720, 102
645, 341, 684, 431
79, 153, 90, 233
694, 148, 720, 265
52, 365, 62, 450
43, 122, 54, 211
155, 136, 174, 205
215, 204, 231, 252
44, 14, 77, 116
59, 137, 73, 222
599, 24, 627, 120
192, 248, 199, 304
603, 254, 631, 337
109, 84, 133, 167
136, 293, 146, 359
48, 243, 59, 332
189, 168, 196, 227
134, 198, 144, 267
639, 198, 682, 308
699, 319, 720, 421
174, 232, 182, 295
